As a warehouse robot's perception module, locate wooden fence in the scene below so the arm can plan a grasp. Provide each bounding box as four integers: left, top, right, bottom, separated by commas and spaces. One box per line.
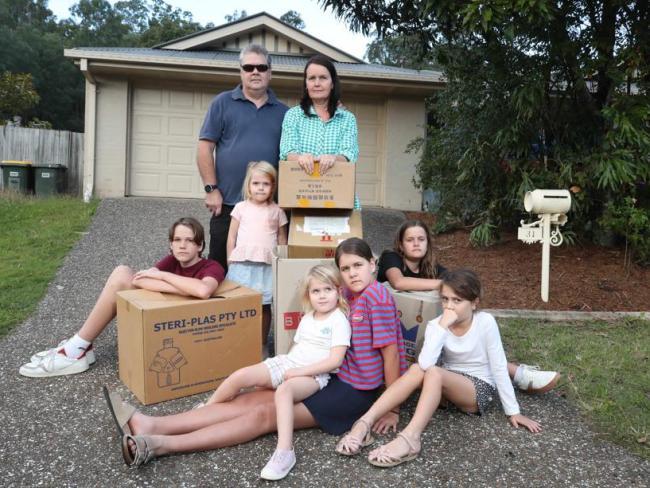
0, 125, 84, 195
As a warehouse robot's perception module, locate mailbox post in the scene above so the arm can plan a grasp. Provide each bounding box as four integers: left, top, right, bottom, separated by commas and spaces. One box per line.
518, 189, 571, 302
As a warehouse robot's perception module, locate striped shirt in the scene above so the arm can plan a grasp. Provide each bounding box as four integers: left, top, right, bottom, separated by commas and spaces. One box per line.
338, 281, 407, 389
279, 105, 361, 210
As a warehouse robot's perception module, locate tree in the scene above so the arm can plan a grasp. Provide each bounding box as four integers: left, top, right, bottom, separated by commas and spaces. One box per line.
0, 72, 39, 119
280, 10, 305, 29
224, 9, 247, 23
365, 32, 434, 69
322, 1, 650, 261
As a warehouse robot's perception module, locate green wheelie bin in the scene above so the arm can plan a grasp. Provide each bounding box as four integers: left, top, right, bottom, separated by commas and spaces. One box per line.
33, 163, 67, 197
1, 160, 33, 194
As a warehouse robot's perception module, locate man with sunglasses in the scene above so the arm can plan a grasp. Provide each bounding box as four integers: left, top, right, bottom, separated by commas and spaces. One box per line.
197, 44, 288, 272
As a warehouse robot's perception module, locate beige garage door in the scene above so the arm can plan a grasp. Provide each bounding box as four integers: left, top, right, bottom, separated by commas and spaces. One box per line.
129, 84, 385, 206
129, 83, 225, 198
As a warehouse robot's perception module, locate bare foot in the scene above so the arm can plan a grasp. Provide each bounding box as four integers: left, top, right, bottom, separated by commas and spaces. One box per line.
367, 431, 421, 466
128, 411, 155, 436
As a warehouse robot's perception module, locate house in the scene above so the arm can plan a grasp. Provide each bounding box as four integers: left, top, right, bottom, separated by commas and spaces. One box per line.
65, 12, 443, 210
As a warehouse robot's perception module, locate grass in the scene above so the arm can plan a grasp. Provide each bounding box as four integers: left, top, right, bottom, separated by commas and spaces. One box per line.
0, 191, 98, 338
500, 317, 650, 460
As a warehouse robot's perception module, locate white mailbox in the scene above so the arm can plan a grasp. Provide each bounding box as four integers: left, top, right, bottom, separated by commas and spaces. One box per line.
518, 189, 571, 302
524, 189, 572, 214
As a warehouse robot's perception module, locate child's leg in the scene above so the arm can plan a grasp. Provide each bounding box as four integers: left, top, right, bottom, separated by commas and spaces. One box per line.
404, 367, 477, 437
347, 363, 425, 439
262, 304, 271, 346
368, 367, 476, 462
206, 362, 274, 405
77, 265, 136, 342
275, 377, 320, 450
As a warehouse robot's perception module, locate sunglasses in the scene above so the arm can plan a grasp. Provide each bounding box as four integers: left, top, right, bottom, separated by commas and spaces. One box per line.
241, 64, 269, 73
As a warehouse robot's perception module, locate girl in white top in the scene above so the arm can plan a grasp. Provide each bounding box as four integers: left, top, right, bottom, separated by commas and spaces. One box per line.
226, 161, 288, 349
336, 268, 540, 467
204, 265, 351, 480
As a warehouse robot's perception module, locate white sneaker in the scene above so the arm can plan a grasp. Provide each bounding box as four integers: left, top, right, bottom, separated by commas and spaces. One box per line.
19, 348, 91, 378
260, 449, 296, 481
30, 341, 96, 365
514, 364, 561, 393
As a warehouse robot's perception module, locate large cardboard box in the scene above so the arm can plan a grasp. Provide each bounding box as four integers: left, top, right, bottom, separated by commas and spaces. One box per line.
288, 209, 363, 259
272, 246, 334, 355
116, 280, 262, 405
383, 284, 442, 365
278, 160, 355, 209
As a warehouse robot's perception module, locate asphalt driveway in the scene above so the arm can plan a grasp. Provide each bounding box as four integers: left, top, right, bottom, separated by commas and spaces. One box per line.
1, 198, 648, 487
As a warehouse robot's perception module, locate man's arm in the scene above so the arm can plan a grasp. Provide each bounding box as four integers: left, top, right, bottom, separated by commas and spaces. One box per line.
197, 139, 222, 216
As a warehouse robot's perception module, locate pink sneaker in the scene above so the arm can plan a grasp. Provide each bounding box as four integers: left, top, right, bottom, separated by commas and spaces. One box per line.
260, 448, 296, 480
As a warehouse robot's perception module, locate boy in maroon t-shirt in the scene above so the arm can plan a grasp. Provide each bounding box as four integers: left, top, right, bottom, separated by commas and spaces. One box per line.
19, 217, 224, 378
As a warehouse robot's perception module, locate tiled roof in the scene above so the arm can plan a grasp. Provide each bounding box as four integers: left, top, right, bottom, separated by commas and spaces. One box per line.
65, 47, 443, 83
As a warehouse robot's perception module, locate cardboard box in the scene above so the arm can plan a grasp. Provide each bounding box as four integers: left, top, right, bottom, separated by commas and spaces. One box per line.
288, 209, 363, 259
272, 246, 334, 355
116, 280, 262, 405
278, 160, 355, 209
383, 284, 442, 365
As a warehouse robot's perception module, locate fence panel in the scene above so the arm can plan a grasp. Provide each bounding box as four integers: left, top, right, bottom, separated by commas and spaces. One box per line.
0, 126, 84, 195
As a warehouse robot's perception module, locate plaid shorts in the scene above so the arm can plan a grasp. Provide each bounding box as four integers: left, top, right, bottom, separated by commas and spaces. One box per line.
263, 355, 329, 389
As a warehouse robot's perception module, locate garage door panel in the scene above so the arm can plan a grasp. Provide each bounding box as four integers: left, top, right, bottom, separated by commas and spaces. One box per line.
166, 174, 195, 193
356, 153, 381, 174
134, 88, 163, 106
130, 84, 209, 197
134, 114, 163, 135
131, 171, 162, 193
358, 125, 381, 147
169, 90, 195, 109
356, 181, 380, 204
168, 146, 195, 167
168, 117, 195, 137
133, 144, 161, 165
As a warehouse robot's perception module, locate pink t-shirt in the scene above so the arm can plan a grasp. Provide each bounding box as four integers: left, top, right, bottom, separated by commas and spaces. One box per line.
229, 200, 288, 264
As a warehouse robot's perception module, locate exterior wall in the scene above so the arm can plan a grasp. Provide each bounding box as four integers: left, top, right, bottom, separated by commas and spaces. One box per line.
94, 78, 129, 197
216, 28, 315, 55
382, 98, 425, 211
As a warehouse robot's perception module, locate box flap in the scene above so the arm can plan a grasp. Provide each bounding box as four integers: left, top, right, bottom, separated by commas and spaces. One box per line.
117, 280, 261, 310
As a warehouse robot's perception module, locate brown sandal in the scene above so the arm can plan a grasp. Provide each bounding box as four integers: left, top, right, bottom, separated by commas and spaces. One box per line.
335, 418, 374, 456
122, 434, 157, 467
367, 432, 421, 467
103, 385, 136, 436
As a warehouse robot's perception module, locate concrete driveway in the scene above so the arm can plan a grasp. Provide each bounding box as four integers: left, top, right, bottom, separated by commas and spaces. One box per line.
1, 198, 648, 486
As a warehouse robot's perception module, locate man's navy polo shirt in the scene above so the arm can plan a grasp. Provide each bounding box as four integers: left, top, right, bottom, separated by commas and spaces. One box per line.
199, 85, 288, 206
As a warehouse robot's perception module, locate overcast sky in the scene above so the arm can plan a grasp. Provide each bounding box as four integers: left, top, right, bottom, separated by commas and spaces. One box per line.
47, 0, 373, 59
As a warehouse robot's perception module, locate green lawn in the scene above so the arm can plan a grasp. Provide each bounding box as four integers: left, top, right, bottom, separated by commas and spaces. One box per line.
0, 192, 98, 337
501, 317, 650, 460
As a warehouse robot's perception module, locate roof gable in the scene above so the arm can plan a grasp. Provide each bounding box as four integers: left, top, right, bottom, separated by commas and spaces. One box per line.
156, 11, 362, 63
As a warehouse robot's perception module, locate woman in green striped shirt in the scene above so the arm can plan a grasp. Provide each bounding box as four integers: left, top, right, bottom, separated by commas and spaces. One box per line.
279, 54, 361, 209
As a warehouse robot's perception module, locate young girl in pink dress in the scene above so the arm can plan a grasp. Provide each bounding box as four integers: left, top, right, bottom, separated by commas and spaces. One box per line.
225, 161, 288, 349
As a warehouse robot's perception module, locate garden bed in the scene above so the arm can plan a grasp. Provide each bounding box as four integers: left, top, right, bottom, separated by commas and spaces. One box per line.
405, 213, 649, 311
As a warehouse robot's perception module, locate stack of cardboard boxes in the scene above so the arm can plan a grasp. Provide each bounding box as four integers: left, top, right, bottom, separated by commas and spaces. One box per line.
273, 161, 362, 354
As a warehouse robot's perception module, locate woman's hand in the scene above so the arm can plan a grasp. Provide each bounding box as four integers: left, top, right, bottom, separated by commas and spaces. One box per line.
318, 154, 337, 174
372, 411, 399, 434
297, 153, 315, 174
509, 414, 542, 433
